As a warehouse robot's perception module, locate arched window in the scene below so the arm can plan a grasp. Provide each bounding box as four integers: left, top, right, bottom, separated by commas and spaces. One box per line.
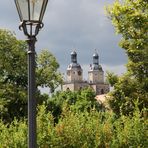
66, 87, 70, 91
101, 89, 104, 94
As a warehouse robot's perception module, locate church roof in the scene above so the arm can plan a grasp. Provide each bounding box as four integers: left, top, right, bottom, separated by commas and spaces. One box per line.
67, 50, 82, 70
93, 52, 99, 57
71, 51, 77, 55
90, 64, 103, 71
67, 63, 82, 70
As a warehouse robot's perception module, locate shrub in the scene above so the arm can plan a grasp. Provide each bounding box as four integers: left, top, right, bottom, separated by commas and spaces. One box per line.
0, 104, 147, 147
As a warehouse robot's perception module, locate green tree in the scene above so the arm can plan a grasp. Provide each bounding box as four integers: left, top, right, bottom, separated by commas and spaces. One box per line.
106, 0, 148, 115
0, 29, 28, 121
36, 49, 63, 93
0, 29, 62, 121
45, 87, 101, 123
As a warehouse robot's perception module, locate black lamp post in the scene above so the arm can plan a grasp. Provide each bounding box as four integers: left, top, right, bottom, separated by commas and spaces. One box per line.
14, 0, 48, 147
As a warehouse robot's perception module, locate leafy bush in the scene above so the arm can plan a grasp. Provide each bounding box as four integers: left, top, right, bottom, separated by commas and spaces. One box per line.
45, 87, 102, 122
0, 104, 147, 148
0, 119, 27, 148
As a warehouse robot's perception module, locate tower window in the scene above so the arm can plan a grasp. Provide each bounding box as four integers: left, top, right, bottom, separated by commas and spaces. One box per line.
66, 87, 70, 91
101, 89, 104, 94
78, 71, 82, 76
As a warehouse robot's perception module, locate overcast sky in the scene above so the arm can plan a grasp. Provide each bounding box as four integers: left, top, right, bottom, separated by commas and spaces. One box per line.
0, 0, 127, 79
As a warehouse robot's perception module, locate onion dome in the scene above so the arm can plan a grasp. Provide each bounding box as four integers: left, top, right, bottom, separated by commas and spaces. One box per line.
67, 50, 82, 70
93, 52, 99, 58
71, 51, 77, 63
93, 51, 99, 65
90, 50, 103, 71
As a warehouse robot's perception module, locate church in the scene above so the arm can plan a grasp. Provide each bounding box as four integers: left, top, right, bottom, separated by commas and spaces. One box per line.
62, 50, 110, 95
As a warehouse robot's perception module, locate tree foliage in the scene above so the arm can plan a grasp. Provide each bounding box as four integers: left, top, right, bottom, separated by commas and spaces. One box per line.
106, 0, 148, 115
0, 103, 147, 147
45, 87, 100, 123
36, 49, 63, 93
0, 29, 62, 121
0, 29, 28, 121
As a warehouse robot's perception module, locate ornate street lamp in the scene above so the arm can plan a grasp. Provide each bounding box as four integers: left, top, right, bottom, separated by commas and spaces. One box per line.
14, 0, 48, 147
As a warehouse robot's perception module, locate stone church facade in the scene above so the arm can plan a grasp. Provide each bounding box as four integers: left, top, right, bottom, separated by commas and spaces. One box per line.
62, 51, 110, 95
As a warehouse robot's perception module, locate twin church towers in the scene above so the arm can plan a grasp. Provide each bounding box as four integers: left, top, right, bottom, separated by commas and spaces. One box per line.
63, 50, 109, 95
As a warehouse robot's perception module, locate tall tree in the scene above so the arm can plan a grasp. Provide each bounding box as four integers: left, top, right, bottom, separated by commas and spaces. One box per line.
0, 29, 62, 121
36, 49, 63, 93
106, 0, 148, 115
0, 29, 28, 121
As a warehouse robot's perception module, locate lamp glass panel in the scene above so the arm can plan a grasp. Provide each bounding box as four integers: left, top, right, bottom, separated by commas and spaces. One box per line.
16, 0, 29, 21
29, 0, 44, 21
39, 0, 48, 21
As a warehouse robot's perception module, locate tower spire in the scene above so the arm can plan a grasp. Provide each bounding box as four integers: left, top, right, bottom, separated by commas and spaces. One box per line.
71, 50, 77, 63
93, 49, 99, 66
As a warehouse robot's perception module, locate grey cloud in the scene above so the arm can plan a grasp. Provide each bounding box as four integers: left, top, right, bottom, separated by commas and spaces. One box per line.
0, 0, 127, 75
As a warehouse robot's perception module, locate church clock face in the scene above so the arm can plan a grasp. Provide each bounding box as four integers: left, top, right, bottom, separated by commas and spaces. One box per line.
78, 71, 82, 76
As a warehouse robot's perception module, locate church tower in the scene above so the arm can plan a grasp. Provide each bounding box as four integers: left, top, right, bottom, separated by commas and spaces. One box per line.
66, 51, 83, 82
63, 50, 109, 94
63, 50, 88, 92
88, 51, 104, 83
88, 51, 109, 95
